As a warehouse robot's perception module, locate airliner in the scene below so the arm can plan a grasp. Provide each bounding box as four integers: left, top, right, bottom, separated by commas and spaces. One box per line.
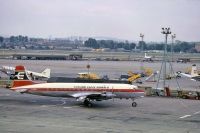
0, 65, 50, 79
10, 65, 145, 107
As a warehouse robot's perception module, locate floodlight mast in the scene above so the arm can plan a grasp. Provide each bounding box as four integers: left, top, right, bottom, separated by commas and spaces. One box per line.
156, 28, 180, 95
140, 33, 144, 73
171, 34, 176, 62
140, 33, 144, 42
140, 33, 144, 54
161, 28, 171, 88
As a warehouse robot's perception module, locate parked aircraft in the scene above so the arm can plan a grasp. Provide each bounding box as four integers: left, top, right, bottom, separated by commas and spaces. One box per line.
0, 65, 50, 79
143, 53, 153, 62
10, 65, 145, 107
180, 64, 200, 81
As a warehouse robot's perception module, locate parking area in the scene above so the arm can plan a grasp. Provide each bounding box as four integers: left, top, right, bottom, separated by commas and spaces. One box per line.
0, 88, 200, 133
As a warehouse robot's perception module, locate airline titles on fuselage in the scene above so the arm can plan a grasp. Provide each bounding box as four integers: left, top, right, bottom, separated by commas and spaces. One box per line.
74, 85, 109, 89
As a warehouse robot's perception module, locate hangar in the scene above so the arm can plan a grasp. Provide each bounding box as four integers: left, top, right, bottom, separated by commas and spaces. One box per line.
12, 53, 82, 60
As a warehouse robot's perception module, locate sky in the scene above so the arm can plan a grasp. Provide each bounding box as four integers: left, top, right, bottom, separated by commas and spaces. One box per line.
0, 0, 200, 42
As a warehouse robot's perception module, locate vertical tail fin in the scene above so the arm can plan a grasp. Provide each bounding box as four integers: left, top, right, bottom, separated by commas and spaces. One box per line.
144, 53, 147, 57
11, 65, 35, 88
191, 64, 198, 77
41, 68, 51, 78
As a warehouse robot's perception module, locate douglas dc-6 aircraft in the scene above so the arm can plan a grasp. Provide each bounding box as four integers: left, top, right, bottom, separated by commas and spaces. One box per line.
0, 65, 50, 79
180, 64, 200, 81
10, 65, 145, 107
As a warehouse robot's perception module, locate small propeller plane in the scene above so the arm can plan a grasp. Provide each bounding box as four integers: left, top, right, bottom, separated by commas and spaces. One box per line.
10, 65, 145, 107
0, 65, 50, 79
180, 64, 200, 81
143, 53, 153, 62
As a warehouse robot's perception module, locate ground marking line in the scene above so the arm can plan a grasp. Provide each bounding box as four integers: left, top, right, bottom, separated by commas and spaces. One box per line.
30, 100, 37, 102
63, 107, 72, 109
194, 111, 200, 115
41, 105, 48, 107
0, 94, 10, 96
179, 115, 191, 119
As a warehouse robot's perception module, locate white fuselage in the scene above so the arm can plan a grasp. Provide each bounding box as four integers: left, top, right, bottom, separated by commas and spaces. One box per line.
11, 83, 144, 99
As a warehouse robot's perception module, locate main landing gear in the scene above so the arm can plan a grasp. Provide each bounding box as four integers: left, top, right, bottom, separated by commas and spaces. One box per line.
131, 99, 137, 107
84, 99, 92, 107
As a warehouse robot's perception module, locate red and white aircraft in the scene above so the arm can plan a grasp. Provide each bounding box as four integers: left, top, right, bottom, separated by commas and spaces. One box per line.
10, 65, 145, 107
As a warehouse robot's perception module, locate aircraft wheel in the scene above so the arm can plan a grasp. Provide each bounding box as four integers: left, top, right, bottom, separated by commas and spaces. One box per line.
87, 102, 92, 107
132, 102, 137, 107
84, 99, 92, 107
84, 100, 89, 105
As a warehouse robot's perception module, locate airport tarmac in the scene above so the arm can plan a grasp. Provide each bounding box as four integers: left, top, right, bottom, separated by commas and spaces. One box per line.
1, 59, 199, 90
0, 59, 200, 78
0, 59, 200, 133
0, 87, 200, 133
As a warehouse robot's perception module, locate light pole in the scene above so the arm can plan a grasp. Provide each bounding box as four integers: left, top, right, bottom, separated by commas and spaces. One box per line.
161, 28, 171, 88
140, 33, 144, 73
140, 33, 144, 51
87, 63, 90, 79
156, 28, 180, 95
171, 34, 176, 62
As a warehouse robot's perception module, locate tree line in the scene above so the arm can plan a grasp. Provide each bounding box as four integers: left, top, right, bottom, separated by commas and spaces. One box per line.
0, 36, 198, 53
84, 38, 136, 50
84, 38, 197, 53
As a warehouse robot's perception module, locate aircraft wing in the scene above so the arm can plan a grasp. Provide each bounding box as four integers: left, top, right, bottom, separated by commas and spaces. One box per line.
191, 76, 200, 81
0, 66, 15, 75
14, 88, 29, 93
179, 73, 192, 78
71, 92, 116, 101
0, 67, 7, 74
179, 72, 200, 81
